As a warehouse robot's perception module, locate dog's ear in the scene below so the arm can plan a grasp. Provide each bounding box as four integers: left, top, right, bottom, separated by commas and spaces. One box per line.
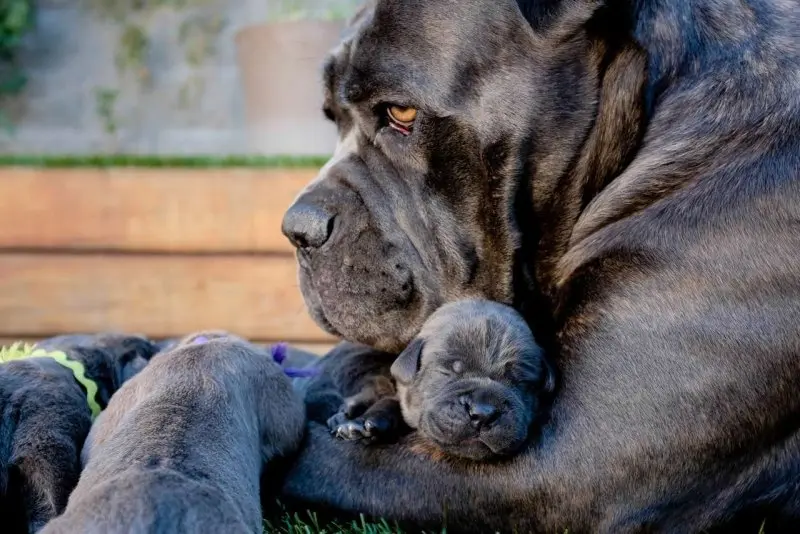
106, 336, 159, 387
390, 338, 424, 385
516, 0, 605, 37
118, 354, 149, 385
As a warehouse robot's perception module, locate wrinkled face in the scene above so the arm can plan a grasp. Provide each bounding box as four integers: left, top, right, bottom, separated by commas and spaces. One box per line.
390, 302, 549, 461
281, 0, 599, 351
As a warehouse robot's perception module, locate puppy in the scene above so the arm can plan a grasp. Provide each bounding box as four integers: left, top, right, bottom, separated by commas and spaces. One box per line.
41, 332, 305, 534
327, 300, 553, 461
395, 300, 553, 461
0, 334, 158, 534
390, 300, 553, 461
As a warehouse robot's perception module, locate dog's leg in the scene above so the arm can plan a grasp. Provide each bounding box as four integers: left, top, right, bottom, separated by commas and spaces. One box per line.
328, 390, 408, 443
313, 342, 409, 443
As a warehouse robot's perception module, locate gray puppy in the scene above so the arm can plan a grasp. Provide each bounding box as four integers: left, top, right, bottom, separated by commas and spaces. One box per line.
41, 331, 305, 534
390, 300, 553, 461
0, 334, 158, 534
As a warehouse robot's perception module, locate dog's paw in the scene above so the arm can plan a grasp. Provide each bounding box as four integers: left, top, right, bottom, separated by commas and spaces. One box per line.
327, 397, 405, 443
328, 412, 394, 442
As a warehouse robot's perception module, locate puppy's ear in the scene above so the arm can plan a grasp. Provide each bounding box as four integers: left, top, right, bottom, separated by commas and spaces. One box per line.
119, 354, 149, 384
390, 338, 424, 385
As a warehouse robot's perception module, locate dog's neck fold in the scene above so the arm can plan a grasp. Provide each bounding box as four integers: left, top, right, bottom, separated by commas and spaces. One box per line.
499, 0, 649, 313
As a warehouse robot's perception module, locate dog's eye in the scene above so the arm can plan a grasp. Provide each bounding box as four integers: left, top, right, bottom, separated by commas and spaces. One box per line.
322, 106, 336, 123
450, 360, 464, 374
388, 105, 417, 124
387, 105, 417, 135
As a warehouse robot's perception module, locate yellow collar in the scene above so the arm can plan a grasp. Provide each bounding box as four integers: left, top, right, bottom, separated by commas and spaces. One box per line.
1, 344, 102, 420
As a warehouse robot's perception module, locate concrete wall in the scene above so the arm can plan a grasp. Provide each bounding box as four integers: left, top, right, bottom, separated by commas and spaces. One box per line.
0, 0, 340, 155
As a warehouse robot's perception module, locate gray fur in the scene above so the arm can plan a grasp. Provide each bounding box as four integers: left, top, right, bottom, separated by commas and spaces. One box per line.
392, 299, 551, 461
41, 335, 305, 534
280, 0, 800, 531
0, 334, 158, 534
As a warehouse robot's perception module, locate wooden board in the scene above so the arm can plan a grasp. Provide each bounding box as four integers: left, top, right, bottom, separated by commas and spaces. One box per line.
0, 253, 337, 342
0, 168, 317, 253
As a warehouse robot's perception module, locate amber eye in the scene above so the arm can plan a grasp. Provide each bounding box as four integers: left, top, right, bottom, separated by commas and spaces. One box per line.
387, 105, 418, 125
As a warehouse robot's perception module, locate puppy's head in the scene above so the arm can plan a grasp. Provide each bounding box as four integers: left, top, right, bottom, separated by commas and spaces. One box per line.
175, 330, 249, 348
391, 299, 552, 461
37, 333, 159, 391
91, 334, 160, 386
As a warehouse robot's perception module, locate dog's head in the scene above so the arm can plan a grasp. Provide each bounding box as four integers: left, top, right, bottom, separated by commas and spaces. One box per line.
175, 330, 249, 348
35, 333, 160, 405
281, 0, 646, 352
91, 334, 160, 387
390, 299, 552, 461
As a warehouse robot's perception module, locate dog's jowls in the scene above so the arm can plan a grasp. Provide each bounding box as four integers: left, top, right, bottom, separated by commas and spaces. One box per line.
41, 335, 305, 534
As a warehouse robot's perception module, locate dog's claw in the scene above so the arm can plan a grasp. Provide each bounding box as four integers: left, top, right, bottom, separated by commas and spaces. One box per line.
333, 420, 369, 441
328, 403, 398, 443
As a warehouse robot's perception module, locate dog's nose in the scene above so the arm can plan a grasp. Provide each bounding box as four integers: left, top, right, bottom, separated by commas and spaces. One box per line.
281, 202, 334, 249
460, 396, 500, 429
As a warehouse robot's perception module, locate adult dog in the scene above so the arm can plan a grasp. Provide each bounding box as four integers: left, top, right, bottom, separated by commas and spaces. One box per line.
279, 0, 800, 532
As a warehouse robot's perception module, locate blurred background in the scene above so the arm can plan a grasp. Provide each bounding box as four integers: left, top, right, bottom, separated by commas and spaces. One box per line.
0, 0, 359, 353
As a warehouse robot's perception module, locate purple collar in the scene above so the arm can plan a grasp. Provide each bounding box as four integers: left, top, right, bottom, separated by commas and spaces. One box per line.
190, 337, 318, 378
269, 342, 319, 378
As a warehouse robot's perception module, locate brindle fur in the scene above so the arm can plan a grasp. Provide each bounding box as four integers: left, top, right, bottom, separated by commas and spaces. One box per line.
279, 0, 800, 532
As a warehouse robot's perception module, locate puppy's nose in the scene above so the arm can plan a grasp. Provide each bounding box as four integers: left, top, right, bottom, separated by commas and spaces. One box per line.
460, 396, 500, 429
281, 202, 334, 249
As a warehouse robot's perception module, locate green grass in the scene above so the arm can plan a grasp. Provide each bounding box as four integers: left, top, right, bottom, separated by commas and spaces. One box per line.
0, 154, 330, 168
265, 511, 413, 534
265, 506, 450, 534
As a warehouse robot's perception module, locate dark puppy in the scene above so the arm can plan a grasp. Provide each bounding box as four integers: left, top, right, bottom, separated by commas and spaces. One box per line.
0, 334, 158, 534
391, 300, 552, 461
41, 332, 305, 534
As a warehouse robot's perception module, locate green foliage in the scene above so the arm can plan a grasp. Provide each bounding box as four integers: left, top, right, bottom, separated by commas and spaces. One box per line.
115, 23, 149, 83
0, 0, 34, 128
267, 0, 361, 22
94, 87, 120, 134
179, 14, 224, 67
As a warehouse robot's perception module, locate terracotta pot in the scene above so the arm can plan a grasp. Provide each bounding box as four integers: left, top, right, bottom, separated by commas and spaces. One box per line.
235, 20, 345, 156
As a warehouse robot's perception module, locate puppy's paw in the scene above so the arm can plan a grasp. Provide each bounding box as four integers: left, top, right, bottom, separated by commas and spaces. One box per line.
328, 413, 393, 442
328, 398, 405, 443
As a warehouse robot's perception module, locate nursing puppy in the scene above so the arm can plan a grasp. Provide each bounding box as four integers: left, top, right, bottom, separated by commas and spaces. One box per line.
394, 300, 553, 461
42, 332, 305, 534
0, 334, 158, 534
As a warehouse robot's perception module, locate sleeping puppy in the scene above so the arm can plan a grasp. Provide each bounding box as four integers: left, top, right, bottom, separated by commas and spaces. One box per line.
41, 332, 305, 534
0, 334, 158, 534
391, 300, 554, 461
328, 299, 554, 461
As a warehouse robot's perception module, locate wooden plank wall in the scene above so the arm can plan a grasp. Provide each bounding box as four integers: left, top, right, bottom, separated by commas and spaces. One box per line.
0, 168, 336, 354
